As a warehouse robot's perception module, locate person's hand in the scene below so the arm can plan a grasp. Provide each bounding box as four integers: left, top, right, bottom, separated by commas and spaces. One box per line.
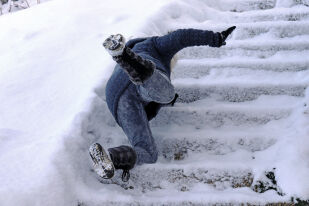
220, 26, 236, 46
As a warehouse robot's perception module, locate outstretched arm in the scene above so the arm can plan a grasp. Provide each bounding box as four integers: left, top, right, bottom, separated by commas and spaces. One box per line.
153, 27, 235, 60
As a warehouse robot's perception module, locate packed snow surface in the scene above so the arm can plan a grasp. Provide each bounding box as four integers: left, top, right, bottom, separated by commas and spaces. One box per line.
0, 0, 171, 205
0, 0, 309, 205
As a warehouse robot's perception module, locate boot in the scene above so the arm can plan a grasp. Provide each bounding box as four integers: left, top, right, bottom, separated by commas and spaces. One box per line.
103, 34, 155, 85
89, 143, 115, 179
108, 145, 137, 182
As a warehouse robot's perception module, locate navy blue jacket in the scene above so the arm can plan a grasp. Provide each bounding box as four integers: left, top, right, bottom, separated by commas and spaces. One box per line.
105, 29, 222, 124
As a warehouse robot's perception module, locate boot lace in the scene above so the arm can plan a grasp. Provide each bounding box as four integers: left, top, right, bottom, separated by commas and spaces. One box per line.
122, 169, 130, 182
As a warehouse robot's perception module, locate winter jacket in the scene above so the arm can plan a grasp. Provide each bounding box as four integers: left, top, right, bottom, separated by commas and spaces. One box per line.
105, 29, 222, 124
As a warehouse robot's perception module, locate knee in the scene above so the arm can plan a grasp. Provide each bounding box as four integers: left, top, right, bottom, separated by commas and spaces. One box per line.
139, 69, 175, 104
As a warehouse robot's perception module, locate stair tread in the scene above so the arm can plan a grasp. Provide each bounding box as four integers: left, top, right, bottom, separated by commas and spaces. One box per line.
171, 58, 309, 75
168, 20, 309, 41
179, 41, 309, 53
193, 19, 309, 29
173, 75, 308, 87
175, 58, 309, 67
84, 187, 288, 205
141, 151, 255, 168
232, 5, 309, 22
152, 102, 292, 128
173, 83, 306, 103
174, 81, 308, 88
220, 38, 309, 49
177, 39, 309, 59
164, 97, 299, 111
209, 0, 276, 12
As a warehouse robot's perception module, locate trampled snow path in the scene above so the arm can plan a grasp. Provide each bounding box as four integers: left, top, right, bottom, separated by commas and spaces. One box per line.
0, 0, 52, 15
78, 0, 309, 205
1, 0, 309, 205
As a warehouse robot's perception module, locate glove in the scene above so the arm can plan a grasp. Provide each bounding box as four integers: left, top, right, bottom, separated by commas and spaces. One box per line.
220, 26, 236, 46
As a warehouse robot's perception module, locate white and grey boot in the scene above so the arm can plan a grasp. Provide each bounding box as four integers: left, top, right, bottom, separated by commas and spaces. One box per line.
103, 34, 155, 85
89, 143, 115, 179
102, 34, 126, 57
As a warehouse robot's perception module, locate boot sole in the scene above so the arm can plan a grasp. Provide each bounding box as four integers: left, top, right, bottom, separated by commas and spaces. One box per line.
103, 34, 125, 57
89, 143, 115, 179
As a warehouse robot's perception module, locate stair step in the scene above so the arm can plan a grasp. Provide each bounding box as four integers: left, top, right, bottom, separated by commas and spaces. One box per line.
217, 0, 275, 12
81, 190, 290, 206
153, 125, 277, 160
151, 104, 291, 128
233, 21, 309, 39
180, 21, 309, 40
172, 59, 309, 79
172, 68, 309, 85
177, 40, 309, 59
231, 6, 309, 23
217, 0, 308, 13
83, 199, 291, 206
173, 82, 306, 103
99, 154, 255, 192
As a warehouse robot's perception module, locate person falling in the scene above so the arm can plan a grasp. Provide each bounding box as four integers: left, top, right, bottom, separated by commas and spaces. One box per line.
89, 26, 236, 182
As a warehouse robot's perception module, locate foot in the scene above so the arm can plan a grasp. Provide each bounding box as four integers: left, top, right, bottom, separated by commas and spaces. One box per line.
103, 34, 155, 85
89, 143, 115, 179
103, 34, 126, 57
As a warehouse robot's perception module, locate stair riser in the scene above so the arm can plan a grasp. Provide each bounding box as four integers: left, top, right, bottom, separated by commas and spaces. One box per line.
172, 61, 309, 78
174, 85, 306, 103
234, 23, 309, 39
222, 0, 275, 12
222, 0, 308, 12
177, 44, 309, 59
295, 0, 309, 6
151, 109, 291, 128
234, 11, 309, 23
80, 202, 293, 206
195, 22, 309, 39
98, 168, 253, 193
156, 136, 276, 160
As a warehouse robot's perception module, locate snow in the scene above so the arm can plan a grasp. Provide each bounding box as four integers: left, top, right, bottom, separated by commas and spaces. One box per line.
0, 0, 309, 205
0, 0, 171, 205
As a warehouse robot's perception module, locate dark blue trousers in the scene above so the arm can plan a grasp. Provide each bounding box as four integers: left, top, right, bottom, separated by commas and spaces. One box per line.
116, 69, 175, 164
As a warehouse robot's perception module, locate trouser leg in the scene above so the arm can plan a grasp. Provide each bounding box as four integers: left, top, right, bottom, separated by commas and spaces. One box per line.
112, 47, 155, 85
117, 84, 158, 165
122, 47, 175, 104
108, 42, 175, 103
137, 69, 175, 104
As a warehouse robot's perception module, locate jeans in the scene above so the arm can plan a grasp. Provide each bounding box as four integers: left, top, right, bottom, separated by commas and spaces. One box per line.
116, 69, 175, 164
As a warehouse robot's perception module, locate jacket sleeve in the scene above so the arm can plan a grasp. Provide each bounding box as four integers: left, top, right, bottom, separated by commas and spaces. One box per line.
153, 29, 222, 60
126, 37, 148, 48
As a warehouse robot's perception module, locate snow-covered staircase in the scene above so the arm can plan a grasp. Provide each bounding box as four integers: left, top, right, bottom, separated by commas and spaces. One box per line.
80, 0, 309, 205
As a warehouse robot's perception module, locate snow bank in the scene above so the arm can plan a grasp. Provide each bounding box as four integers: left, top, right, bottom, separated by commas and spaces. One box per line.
0, 0, 171, 205
1, 0, 309, 205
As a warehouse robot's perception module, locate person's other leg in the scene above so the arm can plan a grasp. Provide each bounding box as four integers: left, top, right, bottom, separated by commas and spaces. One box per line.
117, 84, 158, 165
103, 34, 175, 104
121, 47, 175, 104
136, 69, 175, 104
